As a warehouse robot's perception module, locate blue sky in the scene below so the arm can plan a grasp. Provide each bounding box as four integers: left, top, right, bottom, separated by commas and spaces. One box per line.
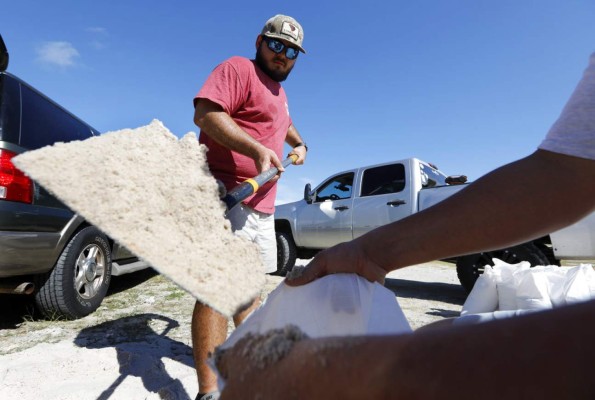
2, 1, 594, 204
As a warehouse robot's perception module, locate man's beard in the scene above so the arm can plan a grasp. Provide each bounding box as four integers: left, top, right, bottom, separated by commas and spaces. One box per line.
255, 47, 294, 82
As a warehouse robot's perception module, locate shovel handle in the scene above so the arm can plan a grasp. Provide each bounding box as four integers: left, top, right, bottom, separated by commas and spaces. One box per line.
222, 154, 298, 211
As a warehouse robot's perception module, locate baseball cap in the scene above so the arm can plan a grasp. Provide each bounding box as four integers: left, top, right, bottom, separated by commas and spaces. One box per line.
261, 15, 306, 54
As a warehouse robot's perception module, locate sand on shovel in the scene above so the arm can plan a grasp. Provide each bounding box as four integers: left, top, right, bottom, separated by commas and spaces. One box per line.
12, 119, 265, 317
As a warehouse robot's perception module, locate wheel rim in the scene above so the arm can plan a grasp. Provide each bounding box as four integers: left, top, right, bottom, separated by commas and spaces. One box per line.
74, 243, 106, 299
471, 252, 494, 278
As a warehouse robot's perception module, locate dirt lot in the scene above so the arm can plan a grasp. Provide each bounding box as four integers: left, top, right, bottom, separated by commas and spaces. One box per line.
0, 260, 467, 399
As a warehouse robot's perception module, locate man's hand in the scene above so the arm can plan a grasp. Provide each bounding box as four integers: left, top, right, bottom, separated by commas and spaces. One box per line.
288, 144, 307, 165
285, 238, 389, 287
255, 146, 284, 182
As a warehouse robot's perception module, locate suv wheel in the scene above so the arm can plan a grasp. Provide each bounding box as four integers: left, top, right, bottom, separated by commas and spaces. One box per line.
35, 227, 112, 319
274, 230, 297, 276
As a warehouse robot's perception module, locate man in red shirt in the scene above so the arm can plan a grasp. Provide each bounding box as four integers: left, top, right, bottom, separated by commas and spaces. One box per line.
191, 15, 308, 400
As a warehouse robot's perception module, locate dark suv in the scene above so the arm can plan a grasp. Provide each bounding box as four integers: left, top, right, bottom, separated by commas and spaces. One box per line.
0, 34, 148, 319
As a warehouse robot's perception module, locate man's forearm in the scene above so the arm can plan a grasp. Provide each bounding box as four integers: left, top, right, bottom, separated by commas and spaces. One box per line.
195, 105, 264, 160
375, 301, 595, 399
285, 124, 304, 147
362, 150, 595, 271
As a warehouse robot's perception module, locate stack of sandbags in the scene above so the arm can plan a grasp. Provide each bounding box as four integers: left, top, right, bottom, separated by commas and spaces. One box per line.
461, 259, 595, 317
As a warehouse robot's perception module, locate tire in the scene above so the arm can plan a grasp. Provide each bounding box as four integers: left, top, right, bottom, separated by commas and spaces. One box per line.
456, 242, 550, 293
274, 230, 297, 276
35, 227, 112, 319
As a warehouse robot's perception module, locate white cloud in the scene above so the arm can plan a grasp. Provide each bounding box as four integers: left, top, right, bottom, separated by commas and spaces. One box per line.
36, 41, 80, 68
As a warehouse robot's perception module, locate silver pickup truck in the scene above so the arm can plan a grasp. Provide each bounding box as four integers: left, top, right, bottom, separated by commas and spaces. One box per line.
274, 157, 595, 292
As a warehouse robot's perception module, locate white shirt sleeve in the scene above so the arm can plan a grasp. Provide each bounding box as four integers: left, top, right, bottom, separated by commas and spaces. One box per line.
538, 52, 595, 160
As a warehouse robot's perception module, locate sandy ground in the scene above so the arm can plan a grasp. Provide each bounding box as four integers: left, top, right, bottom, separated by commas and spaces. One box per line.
0, 259, 466, 400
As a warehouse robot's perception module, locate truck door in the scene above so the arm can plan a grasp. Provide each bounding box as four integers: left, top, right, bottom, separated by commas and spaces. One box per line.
352, 162, 413, 238
297, 172, 355, 248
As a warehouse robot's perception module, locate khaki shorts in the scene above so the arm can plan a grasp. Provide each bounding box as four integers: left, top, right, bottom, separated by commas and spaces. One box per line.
226, 203, 277, 274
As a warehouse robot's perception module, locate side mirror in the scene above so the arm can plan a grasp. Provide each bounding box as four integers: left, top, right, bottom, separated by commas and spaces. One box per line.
303, 183, 314, 204
0, 34, 8, 72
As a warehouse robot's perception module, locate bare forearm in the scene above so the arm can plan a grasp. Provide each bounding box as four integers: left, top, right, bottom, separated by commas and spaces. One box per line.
377, 301, 595, 399
285, 124, 307, 164
363, 150, 595, 270
221, 301, 595, 399
285, 124, 304, 147
194, 100, 265, 160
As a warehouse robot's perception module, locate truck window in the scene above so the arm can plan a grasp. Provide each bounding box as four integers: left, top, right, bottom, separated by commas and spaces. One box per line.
315, 172, 354, 202
361, 164, 405, 197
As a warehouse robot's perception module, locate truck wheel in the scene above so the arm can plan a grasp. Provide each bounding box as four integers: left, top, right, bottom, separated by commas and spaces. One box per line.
456, 242, 550, 293
274, 230, 297, 276
35, 227, 112, 319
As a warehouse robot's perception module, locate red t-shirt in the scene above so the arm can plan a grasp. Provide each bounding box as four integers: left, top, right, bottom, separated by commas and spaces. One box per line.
195, 56, 292, 213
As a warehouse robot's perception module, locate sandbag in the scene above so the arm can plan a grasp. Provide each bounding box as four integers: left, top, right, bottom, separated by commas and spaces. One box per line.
461, 260, 595, 319
460, 265, 499, 316
563, 264, 595, 305
515, 265, 557, 310
494, 259, 530, 311
219, 273, 412, 351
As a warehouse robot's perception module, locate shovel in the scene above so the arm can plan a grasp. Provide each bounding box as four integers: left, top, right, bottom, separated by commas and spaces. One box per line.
221, 154, 298, 211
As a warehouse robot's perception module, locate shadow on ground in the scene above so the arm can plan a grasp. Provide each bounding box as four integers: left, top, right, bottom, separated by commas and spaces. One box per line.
384, 278, 467, 306
74, 313, 194, 400
0, 294, 35, 329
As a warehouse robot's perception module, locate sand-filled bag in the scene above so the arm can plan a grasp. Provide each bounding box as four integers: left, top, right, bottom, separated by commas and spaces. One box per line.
13, 119, 265, 317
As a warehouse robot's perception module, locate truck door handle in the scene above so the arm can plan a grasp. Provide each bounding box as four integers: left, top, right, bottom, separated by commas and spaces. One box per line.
387, 200, 406, 207
334, 206, 349, 211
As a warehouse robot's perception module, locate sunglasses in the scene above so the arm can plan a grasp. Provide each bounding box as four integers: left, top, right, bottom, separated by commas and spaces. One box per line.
263, 36, 299, 60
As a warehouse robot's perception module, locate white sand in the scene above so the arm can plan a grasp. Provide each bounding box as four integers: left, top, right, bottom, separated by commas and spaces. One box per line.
0, 339, 198, 399
13, 120, 265, 317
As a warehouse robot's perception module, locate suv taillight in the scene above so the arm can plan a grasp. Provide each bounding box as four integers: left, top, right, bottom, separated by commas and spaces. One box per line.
0, 149, 33, 203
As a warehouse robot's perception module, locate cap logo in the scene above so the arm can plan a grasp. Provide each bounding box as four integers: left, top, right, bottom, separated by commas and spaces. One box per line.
281, 21, 299, 41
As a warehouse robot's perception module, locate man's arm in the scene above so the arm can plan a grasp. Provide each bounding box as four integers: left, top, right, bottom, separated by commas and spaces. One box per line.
218, 300, 595, 399
289, 150, 595, 285
285, 124, 307, 165
194, 98, 284, 173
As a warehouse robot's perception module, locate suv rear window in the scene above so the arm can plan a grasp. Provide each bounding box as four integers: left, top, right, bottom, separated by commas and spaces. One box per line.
20, 83, 92, 150
0, 74, 22, 145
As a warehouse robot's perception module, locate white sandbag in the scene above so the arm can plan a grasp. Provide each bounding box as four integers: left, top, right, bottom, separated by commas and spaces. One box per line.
563, 264, 595, 305
219, 273, 412, 351
542, 265, 571, 307
514, 265, 557, 310
494, 259, 530, 311
461, 265, 499, 316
